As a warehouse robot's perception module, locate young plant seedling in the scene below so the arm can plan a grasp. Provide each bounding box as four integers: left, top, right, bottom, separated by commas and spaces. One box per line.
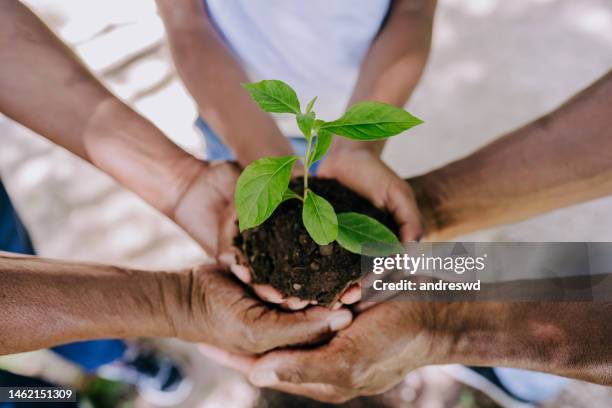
235, 80, 423, 254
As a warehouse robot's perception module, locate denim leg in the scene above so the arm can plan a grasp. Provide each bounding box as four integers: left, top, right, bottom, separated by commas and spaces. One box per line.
195, 117, 235, 161
0, 182, 35, 255
195, 116, 324, 173
52, 340, 127, 373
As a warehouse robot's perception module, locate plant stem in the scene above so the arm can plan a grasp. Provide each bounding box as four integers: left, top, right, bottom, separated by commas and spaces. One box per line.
303, 130, 314, 198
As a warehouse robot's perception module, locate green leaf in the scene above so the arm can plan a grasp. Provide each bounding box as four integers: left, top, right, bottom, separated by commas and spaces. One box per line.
336, 212, 402, 255
243, 80, 300, 114
235, 156, 299, 231
281, 188, 302, 203
310, 128, 333, 165
302, 191, 338, 245
306, 96, 318, 113
296, 111, 316, 141
321, 101, 423, 141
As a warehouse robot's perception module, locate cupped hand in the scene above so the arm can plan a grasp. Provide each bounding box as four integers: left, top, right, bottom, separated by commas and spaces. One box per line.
318, 147, 424, 244
199, 299, 440, 403
214, 156, 361, 310
172, 160, 241, 256
218, 149, 421, 309
217, 201, 361, 311
170, 264, 353, 354
246, 300, 437, 403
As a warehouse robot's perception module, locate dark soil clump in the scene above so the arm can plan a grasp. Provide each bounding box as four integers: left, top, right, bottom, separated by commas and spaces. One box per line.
235, 177, 397, 305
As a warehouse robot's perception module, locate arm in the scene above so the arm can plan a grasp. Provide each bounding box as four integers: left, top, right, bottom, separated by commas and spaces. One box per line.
412, 70, 612, 239
329, 0, 436, 157
242, 299, 611, 403
0, 252, 175, 354
438, 301, 612, 385
156, 0, 295, 167
318, 0, 436, 243
0, 1, 237, 254
0, 252, 351, 356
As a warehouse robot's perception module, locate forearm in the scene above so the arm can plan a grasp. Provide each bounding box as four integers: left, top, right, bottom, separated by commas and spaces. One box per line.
412, 70, 612, 239
157, 0, 294, 166
331, 0, 435, 156
435, 301, 612, 385
0, 252, 182, 355
0, 1, 203, 217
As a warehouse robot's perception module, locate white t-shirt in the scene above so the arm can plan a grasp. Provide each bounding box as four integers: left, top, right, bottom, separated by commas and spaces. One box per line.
205, 0, 391, 136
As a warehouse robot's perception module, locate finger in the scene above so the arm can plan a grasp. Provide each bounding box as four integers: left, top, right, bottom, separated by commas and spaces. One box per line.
219, 244, 253, 284
332, 301, 342, 310
255, 307, 352, 350
266, 382, 352, 404
253, 284, 285, 304
387, 181, 424, 243
248, 346, 350, 389
339, 284, 361, 304
198, 343, 256, 374
218, 251, 236, 266
286, 297, 310, 310
230, 263, 252, 284
218, 246, 245, 268
353, 300, 378, 313
217, 206, 240, 257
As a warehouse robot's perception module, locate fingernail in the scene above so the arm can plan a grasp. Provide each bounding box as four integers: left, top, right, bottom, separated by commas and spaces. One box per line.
250, 370, 279, 387
340, 289, 361, 305
231, 264, 251, 284
287, 297, 309, 310
253, 285, 284, 303
328, 309, 352, 331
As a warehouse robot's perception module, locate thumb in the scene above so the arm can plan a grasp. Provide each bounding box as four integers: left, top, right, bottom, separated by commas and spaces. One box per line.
253, 307, 352, 351
388, 179, 424, 243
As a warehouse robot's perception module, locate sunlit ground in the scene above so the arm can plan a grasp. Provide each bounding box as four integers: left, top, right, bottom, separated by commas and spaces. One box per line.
1, 0, 611, 406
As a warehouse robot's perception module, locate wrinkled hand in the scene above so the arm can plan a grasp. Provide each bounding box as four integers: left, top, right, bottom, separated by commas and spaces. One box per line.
170, 265, 353, 354
248, 301, 435, 403
172, 160, 240, 256
199, 300, 439, 403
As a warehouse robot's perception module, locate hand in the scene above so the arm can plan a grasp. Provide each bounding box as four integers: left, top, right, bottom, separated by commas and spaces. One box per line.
198, 300, 440, 403
217, 211, 351, 311
168, 265, 354, 354
314, 148, 424, 306
215, 156, 354, 310
217, 182, 362, 311
171, 160, 241, 256
318, 148, 424, 244
219, 149, 423, 309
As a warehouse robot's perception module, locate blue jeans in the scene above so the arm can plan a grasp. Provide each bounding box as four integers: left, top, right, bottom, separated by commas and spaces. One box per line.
0, 180, 126, 373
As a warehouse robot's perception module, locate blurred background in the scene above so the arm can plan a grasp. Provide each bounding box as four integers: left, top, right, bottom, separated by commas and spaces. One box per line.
1, 0, 611, 406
